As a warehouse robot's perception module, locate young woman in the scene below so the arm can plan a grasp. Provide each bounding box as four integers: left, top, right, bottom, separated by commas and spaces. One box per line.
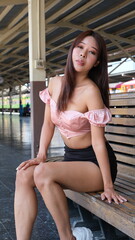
14, 30, 127, 240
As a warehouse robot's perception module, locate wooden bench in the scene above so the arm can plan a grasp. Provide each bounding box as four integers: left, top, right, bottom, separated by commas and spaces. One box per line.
48, 92, 135, 239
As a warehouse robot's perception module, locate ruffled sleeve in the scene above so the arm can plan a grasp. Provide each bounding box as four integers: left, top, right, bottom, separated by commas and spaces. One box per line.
39, 88, 50, 104
84, 107, 111, 127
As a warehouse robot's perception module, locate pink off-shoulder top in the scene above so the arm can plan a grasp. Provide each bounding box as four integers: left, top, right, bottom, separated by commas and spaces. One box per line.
39, 88, 111, 139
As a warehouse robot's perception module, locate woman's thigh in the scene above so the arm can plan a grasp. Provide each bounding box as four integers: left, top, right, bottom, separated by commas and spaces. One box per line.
41, 161, 104, 192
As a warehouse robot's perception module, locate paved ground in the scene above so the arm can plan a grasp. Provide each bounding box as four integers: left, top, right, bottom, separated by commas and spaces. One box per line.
0, 113, 132, 240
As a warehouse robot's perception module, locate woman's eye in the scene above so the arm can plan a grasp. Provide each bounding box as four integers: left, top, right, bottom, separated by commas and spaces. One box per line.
77, 45, 83, 49
89, 51, 96, 55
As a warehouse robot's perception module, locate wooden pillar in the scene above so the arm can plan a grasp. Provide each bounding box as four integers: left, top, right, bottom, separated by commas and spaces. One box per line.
2, 89, 4, 114
28, 0, 46, 158
19, 85, 23, 116
9, 87, 12, 115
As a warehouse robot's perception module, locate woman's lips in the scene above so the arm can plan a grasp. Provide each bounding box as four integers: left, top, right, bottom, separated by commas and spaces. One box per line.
76, 60, 85, 66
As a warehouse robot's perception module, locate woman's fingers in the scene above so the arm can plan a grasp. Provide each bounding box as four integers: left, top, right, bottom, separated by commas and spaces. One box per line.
16, 161, 28, 170
101, 191, 127, 204
16, 158, 40, 171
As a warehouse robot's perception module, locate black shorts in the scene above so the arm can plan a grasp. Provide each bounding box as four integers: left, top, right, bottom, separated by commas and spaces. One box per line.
64, 141, 117, 183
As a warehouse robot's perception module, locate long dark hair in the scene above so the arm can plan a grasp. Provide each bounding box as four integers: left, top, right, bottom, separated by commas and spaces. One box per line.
57, 30, 109, 111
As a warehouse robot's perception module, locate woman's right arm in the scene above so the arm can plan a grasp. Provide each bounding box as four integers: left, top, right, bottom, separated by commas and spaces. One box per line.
17, 79, 55, 170
37, 103, 55, 160
16, 103, 55, 171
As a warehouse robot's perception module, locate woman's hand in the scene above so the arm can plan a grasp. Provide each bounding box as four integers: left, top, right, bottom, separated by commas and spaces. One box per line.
16, 157, 46, 171
101, 186, 127, 204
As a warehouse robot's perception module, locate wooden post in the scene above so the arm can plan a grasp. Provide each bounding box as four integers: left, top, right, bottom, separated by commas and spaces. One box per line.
2, 89, 4, 114
28, 0, 46, 158
9, 87, 12, 115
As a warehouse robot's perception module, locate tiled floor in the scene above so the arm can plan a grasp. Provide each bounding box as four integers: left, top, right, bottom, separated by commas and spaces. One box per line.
0, 113, 132, 240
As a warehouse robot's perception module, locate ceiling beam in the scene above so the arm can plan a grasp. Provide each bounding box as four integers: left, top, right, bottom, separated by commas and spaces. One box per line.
99, 30, 135, 45
46, 0, 82, 24
109, 38, 135, 62
0, 18, 27, 43
62, 0, 103, 22
96, 10, 135, 31
8, 6, 28, 29
84, 0, 134, 27
0, 5, 13, 21
0, 0, 27, 6
45, 0, 61, 12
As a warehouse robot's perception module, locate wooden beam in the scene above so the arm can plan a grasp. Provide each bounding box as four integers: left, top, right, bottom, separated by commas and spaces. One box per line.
96, 10, 135, 31
45, 0, 61, 12
0, 5, 13, 21
99, 30, 135, 46
63, 0, 103, 21
84, 0, 134, 27
0, 0, 27, 6
8, 6, 28, 29
0, 18, 27, 43
46, 0, 82, 24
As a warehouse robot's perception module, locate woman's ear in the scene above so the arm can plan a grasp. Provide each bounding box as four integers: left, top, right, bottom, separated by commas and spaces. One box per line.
94, 61, 99, 67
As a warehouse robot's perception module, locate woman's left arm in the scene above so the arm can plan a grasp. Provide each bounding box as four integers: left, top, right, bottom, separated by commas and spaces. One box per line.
91, 126, 127, 204
85, 85, 127, 204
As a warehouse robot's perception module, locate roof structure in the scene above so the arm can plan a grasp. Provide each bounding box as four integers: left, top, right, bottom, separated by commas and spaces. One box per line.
0, 0, 135, 90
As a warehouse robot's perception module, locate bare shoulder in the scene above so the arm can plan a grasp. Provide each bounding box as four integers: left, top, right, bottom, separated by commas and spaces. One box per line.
84, 81, 104, 110
48, 75, 63, 94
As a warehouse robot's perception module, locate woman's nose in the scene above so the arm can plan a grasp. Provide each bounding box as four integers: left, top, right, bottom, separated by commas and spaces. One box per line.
80, 51, 86, 58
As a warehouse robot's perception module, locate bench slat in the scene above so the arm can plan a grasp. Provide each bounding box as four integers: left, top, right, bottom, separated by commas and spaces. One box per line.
106, 134, 134, 145
118, 164, 135, 177
110, 143, 135, 155
115, 182, 135, 194
114, 185, 135, 196
117, 174, 135, 184
115, 153, 135, 165
110, 93, 135, 99
106, 125, 135, 135
110, 99, 135, 106
110, 107, 135, 115
110, 117, 135, 126
116, 178, 135, 189
114, 186, 135, 196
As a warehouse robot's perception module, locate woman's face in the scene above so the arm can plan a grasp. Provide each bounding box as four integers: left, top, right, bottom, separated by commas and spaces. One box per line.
72, 36, 99, 75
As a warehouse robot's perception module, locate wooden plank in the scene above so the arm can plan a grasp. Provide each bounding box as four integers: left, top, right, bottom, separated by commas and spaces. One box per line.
110, 98, 135, 106
65, 190, 135, 239
110, 143, 135, 156
110, 93, 135, 99
115, 178, 135, 189
106, 134, 134, 145
106, 125, 135, 135
115, 153, 135, 165
114, 186, 135, 200
110, 107, 135, 115
115, 182, 135, 194
110, 117, 135, 126
94, 193, 135, 215
0, 0, 27, 6
117, 174, 135, 184
118, 164, 135, 177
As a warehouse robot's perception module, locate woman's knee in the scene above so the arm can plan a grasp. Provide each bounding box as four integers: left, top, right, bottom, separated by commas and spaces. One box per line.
34, 163, 54, 190
15, 168, 34, 188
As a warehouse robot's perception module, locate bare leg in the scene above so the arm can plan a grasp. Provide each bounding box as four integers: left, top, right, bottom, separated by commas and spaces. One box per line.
34, 161, 103, 240
14, 166, 37, 240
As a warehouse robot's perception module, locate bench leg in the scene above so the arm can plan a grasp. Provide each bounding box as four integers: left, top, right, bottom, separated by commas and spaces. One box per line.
99, 219, 119, 240
71, 204, 105, 239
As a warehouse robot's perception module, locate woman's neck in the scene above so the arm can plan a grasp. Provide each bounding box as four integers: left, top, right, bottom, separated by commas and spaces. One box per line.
75, 72, 89, 87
